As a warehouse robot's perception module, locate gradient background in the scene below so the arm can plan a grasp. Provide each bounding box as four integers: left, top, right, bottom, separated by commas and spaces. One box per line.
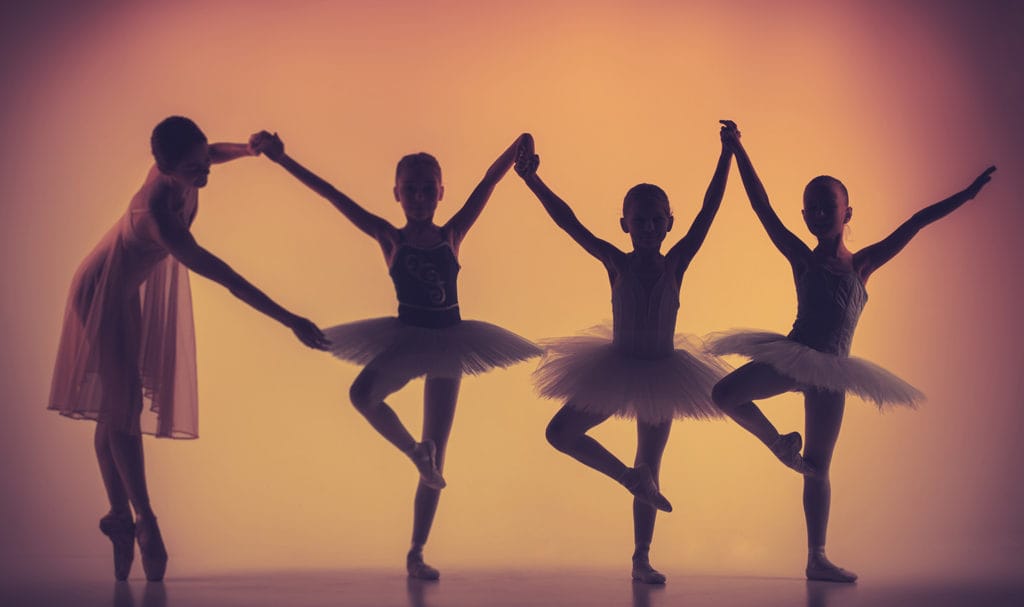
1, 0, 1021, 582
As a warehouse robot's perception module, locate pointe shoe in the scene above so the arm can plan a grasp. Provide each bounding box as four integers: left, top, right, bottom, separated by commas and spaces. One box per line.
806, 556, 858, 583
98, 513, 135, 581
620, 464, 673, 512
407, 554, 440, 581
770, 432, 816, 475
631, 561, 667, 585
409, 441, 446, 490
135, 516, 168, 582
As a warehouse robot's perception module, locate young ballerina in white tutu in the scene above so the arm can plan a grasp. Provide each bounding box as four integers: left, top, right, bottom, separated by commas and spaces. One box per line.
252, 131, 541, 580
708, 120, 996, 582
48, 116, 329, 582
515, 127, 733, 584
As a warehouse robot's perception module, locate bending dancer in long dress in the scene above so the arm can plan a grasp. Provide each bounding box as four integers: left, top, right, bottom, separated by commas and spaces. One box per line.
49, 116, 329, 582
253, 131, 541, 580
708, 120, 995, 582
516, 127, 732, 584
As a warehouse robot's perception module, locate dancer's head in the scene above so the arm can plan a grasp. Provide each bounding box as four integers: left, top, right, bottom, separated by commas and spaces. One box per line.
394, 153, 444, 223
151, 116, 210, 187
802, 175, 851, 239
621, 183, 674, 251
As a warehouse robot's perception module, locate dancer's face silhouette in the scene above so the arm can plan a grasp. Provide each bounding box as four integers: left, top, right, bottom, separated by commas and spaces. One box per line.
395, 167, 444, 223
169, 142, 212, 188
621, 195, 673, 252
802, 182, 851, 239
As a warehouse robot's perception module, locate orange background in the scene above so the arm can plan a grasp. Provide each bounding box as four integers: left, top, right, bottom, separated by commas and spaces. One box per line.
1, 0, 1021, 579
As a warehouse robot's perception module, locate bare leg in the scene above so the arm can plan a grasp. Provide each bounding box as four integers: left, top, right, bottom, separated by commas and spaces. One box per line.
712, 362, 813, 474
546, 405, 671, 511
407, 375, 460, 580
631, 421, 671, 584
95, 422, 135, 581
802, 389, 856, 583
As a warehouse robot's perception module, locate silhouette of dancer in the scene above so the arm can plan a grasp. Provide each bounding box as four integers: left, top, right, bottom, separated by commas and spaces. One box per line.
252, 131, 541, 580
48, 116, 329, 582
515, 128, 733, 584
708, 120, 996, 583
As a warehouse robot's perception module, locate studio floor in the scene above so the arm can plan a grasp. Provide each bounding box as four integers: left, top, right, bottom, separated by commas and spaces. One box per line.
2, 560, 1022, 607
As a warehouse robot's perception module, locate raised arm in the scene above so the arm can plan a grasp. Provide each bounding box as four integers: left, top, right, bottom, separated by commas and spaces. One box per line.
251, 131, 395, 242
208, 142, 257, 164
855, 166, 996, 280
444, 133, 528, 247
724, 121, 811, 264
514, 136, 620, 265
149, 189, 329, 350
665, 123, 734, 276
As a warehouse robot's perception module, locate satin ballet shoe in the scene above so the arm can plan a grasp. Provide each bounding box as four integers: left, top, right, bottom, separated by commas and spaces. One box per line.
631, 561, 667, 585
99, 513, 135, 581
407, 553, 440, 581
770, 432, 816, 475
135, 515, 168, 582
806, 555, 858, 583
620, 464, 673, 512
409, 441, 446, 490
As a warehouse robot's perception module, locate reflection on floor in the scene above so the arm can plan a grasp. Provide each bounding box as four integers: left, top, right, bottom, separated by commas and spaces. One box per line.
2, 563, 1022, 607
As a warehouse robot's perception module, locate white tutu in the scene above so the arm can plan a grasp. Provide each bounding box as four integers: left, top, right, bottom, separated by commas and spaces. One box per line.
706, 330, 923, 408
533, 326, 729, 423
324, 316, 542, 379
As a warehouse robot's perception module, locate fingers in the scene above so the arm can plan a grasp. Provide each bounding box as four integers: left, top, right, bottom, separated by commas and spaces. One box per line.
719, 119, 738, 129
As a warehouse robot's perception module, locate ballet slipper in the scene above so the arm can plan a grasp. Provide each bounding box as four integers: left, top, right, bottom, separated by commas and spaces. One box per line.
620, 464, 673, 512
407, 552, 440, 581
770, 432, 816, 475
806, 554, 858, 583
631, 561, 667, 584
98, 513, 135, 581
409, 440, 446, 490
135, 515, 168, 582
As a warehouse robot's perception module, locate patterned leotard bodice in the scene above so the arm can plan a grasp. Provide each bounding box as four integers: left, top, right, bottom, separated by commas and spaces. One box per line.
787, 263, 868, 356
611, 256, 679, 359
388, 237, 461, 328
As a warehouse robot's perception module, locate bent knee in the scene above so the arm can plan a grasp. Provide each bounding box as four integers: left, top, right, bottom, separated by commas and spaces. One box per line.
711, 378, 738, 410
545, 417, 578, 452
348, 376, 378, 412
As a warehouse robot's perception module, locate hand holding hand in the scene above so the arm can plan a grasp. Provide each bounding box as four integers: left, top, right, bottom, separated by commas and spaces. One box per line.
290, 316, 331, 351
514, 133, 539, 179
249, 130, 286, 162
719, 119, 741, 150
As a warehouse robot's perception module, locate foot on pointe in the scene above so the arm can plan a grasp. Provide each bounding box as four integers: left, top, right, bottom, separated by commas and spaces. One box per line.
620, 464, 672, 512
806, 553, 858, 583
409, 441, 446, 489
407, 552, 440, 581
770, 432, 816, 475
99, 512, 135, 581
631, 560, 667, 585
135, 515, 168, 582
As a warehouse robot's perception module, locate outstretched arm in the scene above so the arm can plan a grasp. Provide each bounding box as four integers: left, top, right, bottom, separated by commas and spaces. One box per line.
149, 189, 329, 350
724, 121, 811, 265
444, 133, 530, 247
514, 136, 620, 265
855, 166, 996, 279
209, 142, 257, 164
666, 122, 734, 275
251, 131, 395, 242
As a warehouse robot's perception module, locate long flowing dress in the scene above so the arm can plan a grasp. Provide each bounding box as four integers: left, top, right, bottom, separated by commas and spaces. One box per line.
49, 168, 200, 438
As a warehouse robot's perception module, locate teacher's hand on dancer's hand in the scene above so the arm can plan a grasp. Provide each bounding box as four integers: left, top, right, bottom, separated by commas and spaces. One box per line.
963, 165, 996, 200
719, 120, 740, 149
514, 137, 539, 179
290, 317, 331, 351
249, 131, 285, 162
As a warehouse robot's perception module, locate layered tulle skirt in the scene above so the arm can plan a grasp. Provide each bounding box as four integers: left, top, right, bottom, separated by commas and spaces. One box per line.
533, 326, 729, 423
706, 330, 923, 408
324, 316, 542, 380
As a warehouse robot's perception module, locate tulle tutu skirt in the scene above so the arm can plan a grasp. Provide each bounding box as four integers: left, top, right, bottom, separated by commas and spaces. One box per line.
533, 326, 729, 423
324, 316, 542, 379
706, 330, 923, 408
